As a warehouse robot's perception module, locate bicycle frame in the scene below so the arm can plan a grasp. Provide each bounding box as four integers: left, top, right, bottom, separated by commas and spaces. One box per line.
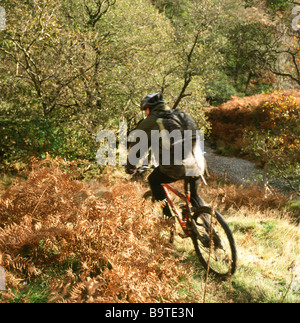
134, 166, 194, 237
162, 183, 193, 237
136, 166, 237, 278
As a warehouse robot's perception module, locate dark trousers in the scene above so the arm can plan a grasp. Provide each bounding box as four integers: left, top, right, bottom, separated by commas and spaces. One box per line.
148, 167, 205, 217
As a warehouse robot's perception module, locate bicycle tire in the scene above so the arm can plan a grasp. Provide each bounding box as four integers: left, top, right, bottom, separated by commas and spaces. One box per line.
190, 206, 237, 279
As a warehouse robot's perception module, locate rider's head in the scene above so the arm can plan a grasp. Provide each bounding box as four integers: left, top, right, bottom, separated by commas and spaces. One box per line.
140, 93, 165, 116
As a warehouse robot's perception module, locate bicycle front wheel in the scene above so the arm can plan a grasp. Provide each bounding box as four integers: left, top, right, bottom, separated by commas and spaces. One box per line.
190, 206, 237, 279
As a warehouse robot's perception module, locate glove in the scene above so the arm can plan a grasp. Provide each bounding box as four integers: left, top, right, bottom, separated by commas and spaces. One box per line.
125, 164, 135, 175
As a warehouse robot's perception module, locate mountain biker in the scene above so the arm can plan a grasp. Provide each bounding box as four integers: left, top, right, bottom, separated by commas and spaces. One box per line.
126, 92, 206, 218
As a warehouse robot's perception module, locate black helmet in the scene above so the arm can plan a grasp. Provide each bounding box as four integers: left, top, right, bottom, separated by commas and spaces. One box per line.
140, 93, 165, 110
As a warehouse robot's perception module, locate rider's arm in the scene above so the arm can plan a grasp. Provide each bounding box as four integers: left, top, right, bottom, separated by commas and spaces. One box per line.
126, 115, 158, 172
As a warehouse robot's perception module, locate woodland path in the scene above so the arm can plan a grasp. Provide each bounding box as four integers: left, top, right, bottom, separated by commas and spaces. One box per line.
204, 142, 295, 194
204, 143, 261, 186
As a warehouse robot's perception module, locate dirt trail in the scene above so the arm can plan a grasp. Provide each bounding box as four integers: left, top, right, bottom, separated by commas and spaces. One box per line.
204, 143, 296, 194
204, 143, 261, 186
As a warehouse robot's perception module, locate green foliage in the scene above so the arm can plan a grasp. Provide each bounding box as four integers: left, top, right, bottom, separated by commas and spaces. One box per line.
244, 0, 291, 11
151, 0, 188, 21
0, 115, 97, 165
285, 200, 300, 222
243, 92, 300, 191
266, 0, 291, 10
0, 0, 299, 168
205, 73, 244, 106
0, 0, 220, 166
221, 20, 276, 95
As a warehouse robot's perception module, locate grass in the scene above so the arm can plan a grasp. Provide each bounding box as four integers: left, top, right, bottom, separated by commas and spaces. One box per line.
285, 200, 300, 222
172, 205, 299, 303
230, 209, 299, 303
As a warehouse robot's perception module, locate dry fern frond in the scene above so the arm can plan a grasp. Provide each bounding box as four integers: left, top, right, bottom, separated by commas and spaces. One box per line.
0, 157, 198, 303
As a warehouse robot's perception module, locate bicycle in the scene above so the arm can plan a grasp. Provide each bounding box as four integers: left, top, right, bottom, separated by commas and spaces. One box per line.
133, 166, 237, 279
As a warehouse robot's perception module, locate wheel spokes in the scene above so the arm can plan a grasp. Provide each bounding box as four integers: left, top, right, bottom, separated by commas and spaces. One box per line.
192, 212, 234, 275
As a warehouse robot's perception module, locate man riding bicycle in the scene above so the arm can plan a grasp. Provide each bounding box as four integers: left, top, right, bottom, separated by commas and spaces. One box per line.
126, 93, 206, 218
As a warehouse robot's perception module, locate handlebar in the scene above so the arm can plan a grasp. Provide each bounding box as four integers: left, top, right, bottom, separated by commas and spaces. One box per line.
133, 165, 207, 186
133, 165, 156, 174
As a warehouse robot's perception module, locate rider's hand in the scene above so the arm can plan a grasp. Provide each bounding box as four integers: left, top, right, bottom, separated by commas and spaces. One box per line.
125, 164, 135, 175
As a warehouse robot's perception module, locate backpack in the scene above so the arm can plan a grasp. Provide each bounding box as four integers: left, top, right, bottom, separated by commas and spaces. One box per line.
151, 109, 204, 178
153, 109, 193, 130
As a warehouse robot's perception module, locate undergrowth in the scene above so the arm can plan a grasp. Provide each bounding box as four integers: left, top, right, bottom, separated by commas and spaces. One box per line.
0, 156, 199, 303
206, 89, 300, 158
0, 157, 299, 303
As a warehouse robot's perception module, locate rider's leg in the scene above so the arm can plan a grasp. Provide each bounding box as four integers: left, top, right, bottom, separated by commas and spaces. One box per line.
188, 176, 206, 207
148, 167, 176, 218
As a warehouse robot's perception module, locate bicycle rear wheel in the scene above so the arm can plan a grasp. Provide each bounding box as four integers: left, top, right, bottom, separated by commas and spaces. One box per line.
190, 206, 237, 279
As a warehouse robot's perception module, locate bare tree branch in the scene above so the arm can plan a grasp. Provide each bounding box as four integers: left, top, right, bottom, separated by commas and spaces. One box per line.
84, 0, 116, 27
172, 30, 201, 110
269, 47, 300, 85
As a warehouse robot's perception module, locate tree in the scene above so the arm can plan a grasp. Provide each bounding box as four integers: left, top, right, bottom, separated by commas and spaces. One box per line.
243, 92, 300, 194
223, 21, 277, 94
249, 1, 300, 87
0, 0, 213, 164
151, 0, 226, 127
0, 0, 108, 118
0, 0, 114, 162
269, 33, 300, 86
